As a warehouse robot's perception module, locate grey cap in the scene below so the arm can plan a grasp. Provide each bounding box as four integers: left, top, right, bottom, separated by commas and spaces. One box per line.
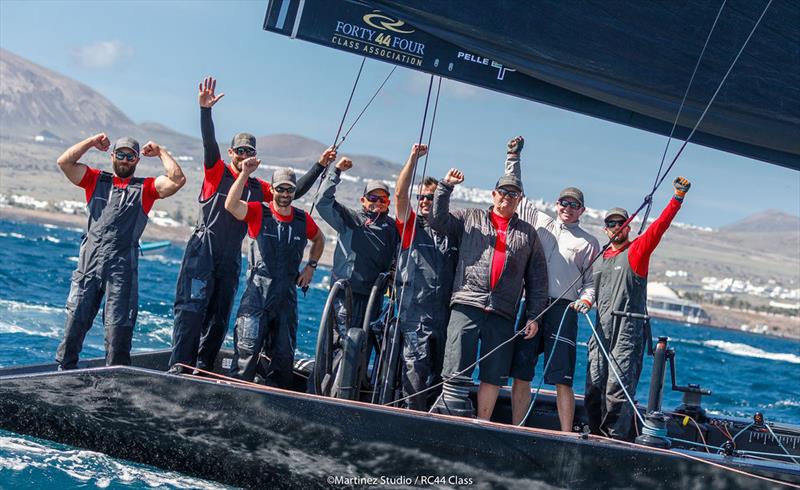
605, 207, 629, 221
363, 180, 390, 195
112, 137, 140, 156
495, 174, 524, 193
558, 187, 584, 206
271, 167, 297, 188
231, 132, 256, 150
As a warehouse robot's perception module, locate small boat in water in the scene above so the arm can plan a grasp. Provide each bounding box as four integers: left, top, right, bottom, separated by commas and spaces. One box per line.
648, 282, 711, 325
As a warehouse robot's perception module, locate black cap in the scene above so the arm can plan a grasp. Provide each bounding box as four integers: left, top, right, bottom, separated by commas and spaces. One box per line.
495, 174, 523, 193
605, 207, 629, 221
231, 132, 256, 150
112, 137, 140, 156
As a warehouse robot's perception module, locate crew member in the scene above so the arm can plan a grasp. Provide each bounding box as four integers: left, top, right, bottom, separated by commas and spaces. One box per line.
394, 144, 459, 410
585, 177, 691, 439
315, 157, 400, 334
169, 77, 334, 374
503, 136, 600, 430
224, 161, 325, 386
55, 134, 186, 369
430, 168, 548, 420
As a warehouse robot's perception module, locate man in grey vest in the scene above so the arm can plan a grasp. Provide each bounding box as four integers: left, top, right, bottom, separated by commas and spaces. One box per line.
394, 143, 459, 410
55, 133, 186, 369
503, 136, 600, 431
586, 176, 691, 439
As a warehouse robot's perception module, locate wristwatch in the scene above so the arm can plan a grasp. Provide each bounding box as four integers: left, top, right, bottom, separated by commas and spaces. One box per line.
308, 260, 318, 269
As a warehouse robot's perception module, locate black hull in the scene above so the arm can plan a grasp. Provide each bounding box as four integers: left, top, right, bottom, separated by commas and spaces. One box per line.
0, 351, 798, 489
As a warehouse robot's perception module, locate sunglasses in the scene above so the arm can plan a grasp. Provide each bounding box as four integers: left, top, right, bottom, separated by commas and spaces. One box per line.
235, 147, 256, 157
114, 151, 137, 162
274, 185, 296, 194
605, 219, 627, 228
495, 188, 521, 199
416, 193, 434, 202
558, 199, 582, 209
364, 194, 389, 204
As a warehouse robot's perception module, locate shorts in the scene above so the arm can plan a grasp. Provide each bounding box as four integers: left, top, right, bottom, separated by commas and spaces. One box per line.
510, 299, 578, 386
441, 303, 516, 386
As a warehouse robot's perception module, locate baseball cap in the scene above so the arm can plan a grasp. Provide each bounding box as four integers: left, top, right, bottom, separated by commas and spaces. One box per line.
363, 180, 390, 195
231, 132, 256, 150
112, 137, 140, 156
272, 167, 297, 188
558, 187, 584, 207
604, 207, 629, 221
494, 174, 524, 193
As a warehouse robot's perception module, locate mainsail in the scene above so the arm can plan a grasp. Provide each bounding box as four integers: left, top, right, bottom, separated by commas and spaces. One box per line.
263, 0, 799, 171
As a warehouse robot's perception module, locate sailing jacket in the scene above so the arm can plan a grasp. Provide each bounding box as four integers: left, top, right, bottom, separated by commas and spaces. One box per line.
429, 181, 548, 322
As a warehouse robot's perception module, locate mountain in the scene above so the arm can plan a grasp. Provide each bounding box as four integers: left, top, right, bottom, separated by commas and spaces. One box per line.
720, 210, 800, 233
0, 48, 132, 135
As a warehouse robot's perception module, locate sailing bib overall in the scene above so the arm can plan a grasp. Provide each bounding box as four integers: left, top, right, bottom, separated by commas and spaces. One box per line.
396, 214, 458, 410
229, 205, 308, 387
170, 167, 265, 370
56, 172, 149, 369
585, 247, 647, 439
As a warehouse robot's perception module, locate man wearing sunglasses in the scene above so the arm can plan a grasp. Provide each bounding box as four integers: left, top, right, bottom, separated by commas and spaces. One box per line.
55, 133, 186, 369
224, 161, 325, 386
586, 176, 691, 440
169, 76, 335, 375
430, 167, 548, 421
315, 157, 400, 339
501, 136, 600, 431
393, 143, 459, 410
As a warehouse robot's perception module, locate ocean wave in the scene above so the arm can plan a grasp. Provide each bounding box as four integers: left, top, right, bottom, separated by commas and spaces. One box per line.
0, 299, 62, 314
703, 340, 800, 364
0, 320, 62, 339
0, 434, 229, 489
44, 236, 61, 244
140, 254, 181, 266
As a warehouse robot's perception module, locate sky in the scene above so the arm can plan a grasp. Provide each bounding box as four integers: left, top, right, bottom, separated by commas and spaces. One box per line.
1, 0, 798, 228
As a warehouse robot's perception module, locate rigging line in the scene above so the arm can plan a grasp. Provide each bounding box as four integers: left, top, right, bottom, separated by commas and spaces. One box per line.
308, 56, 367, 217
764, 423, 800, 465
335, 65, 398, 151
651, 0, 774, 194
639, 0, 728, 234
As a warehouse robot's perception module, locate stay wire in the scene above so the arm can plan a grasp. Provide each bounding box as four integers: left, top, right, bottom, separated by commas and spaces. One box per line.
335, 65, 398, 151
639, 0, 727, 234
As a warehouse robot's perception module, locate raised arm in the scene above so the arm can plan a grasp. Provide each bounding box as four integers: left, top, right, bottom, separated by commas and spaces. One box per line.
395, 143, 428, 222
315, 157, 357, 232
142, 142, 186, 198
296, 147, 337, 199
503, 136, 543, 226
224, 157, 260, 221
199, 76, 224, 168
56, 133, 109, 185
430, 168, 465, 236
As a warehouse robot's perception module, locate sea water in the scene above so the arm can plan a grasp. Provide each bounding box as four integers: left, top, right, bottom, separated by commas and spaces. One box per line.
0, 219, 798, 488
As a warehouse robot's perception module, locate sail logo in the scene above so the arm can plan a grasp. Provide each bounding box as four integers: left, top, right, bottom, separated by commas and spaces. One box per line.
362, 12, 415, 34
331, 12, 425, 67
457, 51, 516, 81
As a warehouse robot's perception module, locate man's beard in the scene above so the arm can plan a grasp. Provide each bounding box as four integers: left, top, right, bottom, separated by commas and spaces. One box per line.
113, 161, 136, 178
611, 231, 628, 244
275, 195, 293, 208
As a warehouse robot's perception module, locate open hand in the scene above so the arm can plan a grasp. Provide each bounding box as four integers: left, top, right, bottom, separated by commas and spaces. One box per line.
91, 133, 111, 152
335, 157, 353, 172
443, 168, 464, 186
523, 320, 538, 339
410, 143, 428, 158
318, 147, 337, 167
141, 141, 161, 157
198, 76, 224, 108
297, 265, 314, 288
507, 136, 524, 155
241, 157, 260, 175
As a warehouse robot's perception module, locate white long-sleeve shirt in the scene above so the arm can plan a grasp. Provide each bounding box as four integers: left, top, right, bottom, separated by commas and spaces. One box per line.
505, 154, 600, 304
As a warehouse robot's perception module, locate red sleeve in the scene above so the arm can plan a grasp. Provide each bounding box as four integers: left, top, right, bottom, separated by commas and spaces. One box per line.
395, 210, 416, 250
305, 212, 319, 240
628, 197, 681, 276
244, 202, 263, 238
141, 177, 161, 215
77, 167, 101, 203
259, 180, 274, 203
200, 159, 225, 201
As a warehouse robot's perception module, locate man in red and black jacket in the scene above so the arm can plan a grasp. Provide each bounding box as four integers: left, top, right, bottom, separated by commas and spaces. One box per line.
169, 77, 335, 374
585, 177, 691, 440
55, 134, 186, 369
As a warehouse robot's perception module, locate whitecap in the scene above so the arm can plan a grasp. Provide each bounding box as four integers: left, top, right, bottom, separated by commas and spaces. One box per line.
0, 299, 62, 314
44, 236, 61, 244
703, 340, 800, 364
9, 232, 24, 239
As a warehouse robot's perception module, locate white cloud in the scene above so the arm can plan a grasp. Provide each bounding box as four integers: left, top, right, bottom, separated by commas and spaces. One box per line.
71, 40, 134, 68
